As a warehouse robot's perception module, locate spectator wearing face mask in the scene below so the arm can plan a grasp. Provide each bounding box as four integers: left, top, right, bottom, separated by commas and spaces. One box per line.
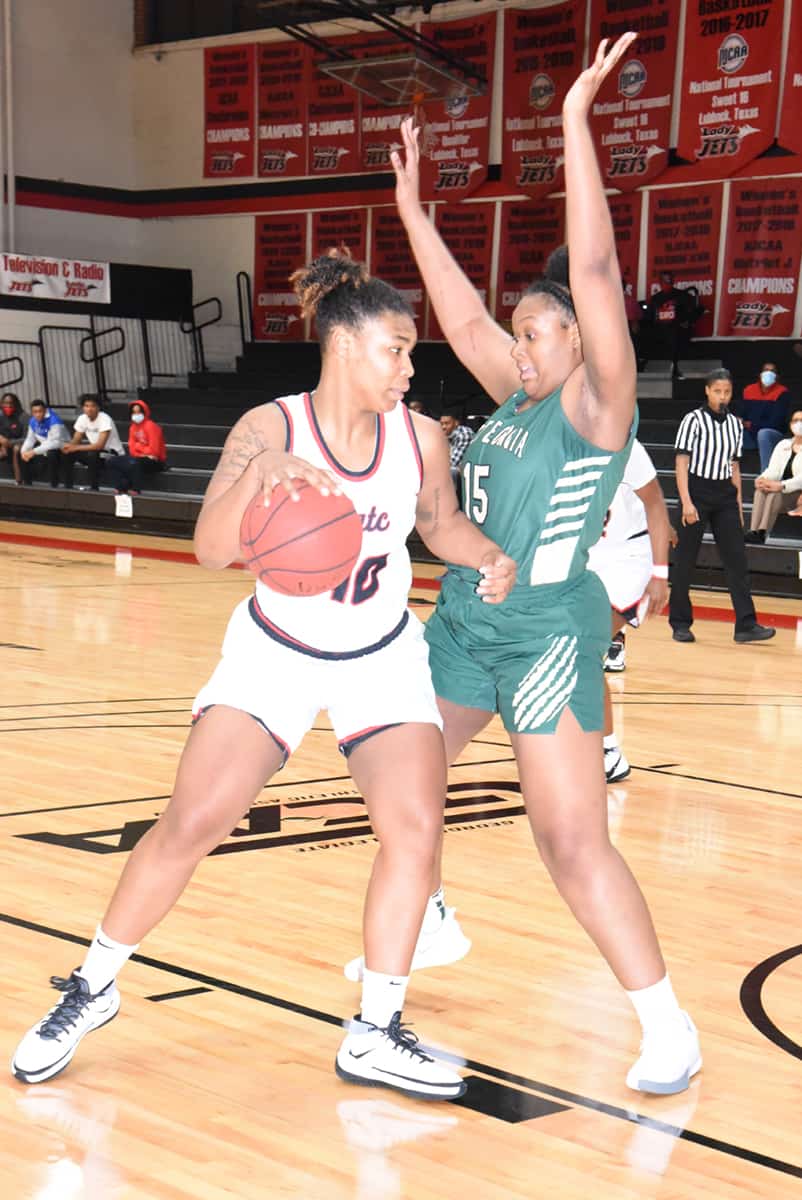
669, 368, 775, 644
0, 393, 29, 484
745, 410, 802, 543
739, 363, 791, 472
104, 400, 167, 495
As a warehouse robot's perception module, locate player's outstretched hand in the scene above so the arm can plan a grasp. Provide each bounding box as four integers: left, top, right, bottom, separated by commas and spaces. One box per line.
253, 450, 341, 503
563, 33, 638, 119
391, 118, 422, 213
638, 575, 669, 623
476, 550, 517, 604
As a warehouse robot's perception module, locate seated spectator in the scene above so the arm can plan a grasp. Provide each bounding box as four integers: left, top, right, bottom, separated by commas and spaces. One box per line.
440, 410, 473, 474
19, 399, 69, 487
0, 393, 29, 484
745, 409, 802, 543
739, 362, 792, 471
407, 396, 432, 419
105, 400, 167, 495
61, 395, 124, 491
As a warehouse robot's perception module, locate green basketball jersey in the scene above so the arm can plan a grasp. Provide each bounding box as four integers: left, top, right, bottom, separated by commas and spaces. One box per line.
449, 386, 637, 597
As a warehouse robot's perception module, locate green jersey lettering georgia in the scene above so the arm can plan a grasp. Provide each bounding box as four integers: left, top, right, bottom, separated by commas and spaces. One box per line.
452, 386, 637, 591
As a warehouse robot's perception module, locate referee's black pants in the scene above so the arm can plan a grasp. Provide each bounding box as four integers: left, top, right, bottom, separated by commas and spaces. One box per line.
669, 476, 756, 634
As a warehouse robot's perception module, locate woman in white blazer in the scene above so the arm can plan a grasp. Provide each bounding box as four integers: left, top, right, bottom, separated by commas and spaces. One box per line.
746, 409, 802, 542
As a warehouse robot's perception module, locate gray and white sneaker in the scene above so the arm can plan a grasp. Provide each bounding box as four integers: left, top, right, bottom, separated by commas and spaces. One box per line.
336, 1013, 466, 1101
605, 746, 631, 783
12, 971, 120, 1084
626, 1011, 702, 1095
344, 907, 471, 983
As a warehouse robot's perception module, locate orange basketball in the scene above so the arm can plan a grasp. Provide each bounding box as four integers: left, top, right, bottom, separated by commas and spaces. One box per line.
240, 483, 362, 597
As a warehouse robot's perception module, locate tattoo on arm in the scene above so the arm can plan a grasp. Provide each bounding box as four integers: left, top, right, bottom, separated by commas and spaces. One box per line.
214, 421, 268, 484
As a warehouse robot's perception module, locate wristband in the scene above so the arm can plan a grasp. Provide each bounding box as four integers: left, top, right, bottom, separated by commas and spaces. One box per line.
652, 564, 669, 579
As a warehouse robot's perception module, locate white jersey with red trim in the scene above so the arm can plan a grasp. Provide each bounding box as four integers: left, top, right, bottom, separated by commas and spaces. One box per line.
588, 439, 656, 560
251, 391, 423, 655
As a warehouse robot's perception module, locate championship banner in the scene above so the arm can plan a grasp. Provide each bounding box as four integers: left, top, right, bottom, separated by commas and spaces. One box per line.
428, 203, 495, 339
0, 253, 110, 303
717, 182, 802, 337
355, 30, 413, 174
312, 209, 368, 262
778, 0, 802, 156
645, 184, 723, 336
675, 0, 784, 178
588, 0, 677, 190
501, 2, 586, 199
204, 45, 255, 178
608, 192, 643, 300
496, 199, 565, 326
415, 14, 495, 201
253, 215, 306, 341
307, 38, 360, 177
257, 41, 308, 178
370, 209, 425, 334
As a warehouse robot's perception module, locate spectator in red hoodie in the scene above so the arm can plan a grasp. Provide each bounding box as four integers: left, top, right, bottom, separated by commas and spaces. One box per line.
106, 400, 167, 495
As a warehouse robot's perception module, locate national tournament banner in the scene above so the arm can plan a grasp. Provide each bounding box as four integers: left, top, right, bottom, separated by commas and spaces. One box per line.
645, 184, 723, 336
675, 0, 784, 178
717, 182, 802, 337
496, 199, 565, 326
307, 37, 360, 177
588, 0, 677, 190
778, 0, 802, 156
253, 215, 306, 341
311, 209, 368, 262
0, 253, 110, 303
415, 14, 495, 202
204, 45, 255, 178
608, 193, 643, 300
257, 41, 308, 178
428, 203, 495, 339
370, 209, 425, 334
501, 2, 585, 198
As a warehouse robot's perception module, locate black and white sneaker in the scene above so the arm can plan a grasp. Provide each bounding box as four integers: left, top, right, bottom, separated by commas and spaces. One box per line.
604, 637, 626, 672
12, 971, 120, 1084
605, 746, 631, 783
336, 1013, 466, 1101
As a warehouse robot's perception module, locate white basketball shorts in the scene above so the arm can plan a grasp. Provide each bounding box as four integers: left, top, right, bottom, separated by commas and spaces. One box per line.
589, 537, 653, 619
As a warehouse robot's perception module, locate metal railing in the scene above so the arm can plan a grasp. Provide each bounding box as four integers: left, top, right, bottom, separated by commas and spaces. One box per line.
236, 271, 254, 352
0, 354, 23, 389
0, 340, 46, 408
181, 297, 222, 374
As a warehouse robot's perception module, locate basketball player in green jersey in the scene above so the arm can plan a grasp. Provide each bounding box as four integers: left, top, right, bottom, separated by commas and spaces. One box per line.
389, 35, 701, 1094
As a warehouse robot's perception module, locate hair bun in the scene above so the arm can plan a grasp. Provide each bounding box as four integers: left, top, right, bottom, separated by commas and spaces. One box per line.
290, 247, 369, 319
543, 245, 569, 287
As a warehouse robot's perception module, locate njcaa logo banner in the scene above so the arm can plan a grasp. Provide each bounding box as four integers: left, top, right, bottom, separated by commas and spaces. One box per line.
0, 254, 110, 304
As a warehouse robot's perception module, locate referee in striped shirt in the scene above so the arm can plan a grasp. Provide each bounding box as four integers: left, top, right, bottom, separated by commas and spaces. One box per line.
669, 368, 775, 643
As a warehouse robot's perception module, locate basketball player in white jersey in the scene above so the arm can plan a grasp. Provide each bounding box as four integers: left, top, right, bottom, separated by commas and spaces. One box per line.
12, 250, 516, 1102
587, 439, 672, 782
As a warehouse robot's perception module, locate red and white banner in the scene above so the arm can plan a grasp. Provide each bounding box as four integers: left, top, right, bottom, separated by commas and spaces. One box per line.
257, 41, 308, 178
0, 253, 110, 303
415, 15, 495, 202
355, 30, 413, 174
717, 182, 802, 336
588, 0, 677, 190
253, 215, 306, 341
204, 45, 255, 178
307, 38, 360, 178
608, 192, 643, 299
428, 203, 495, 339
501, 2, 585, 198
370, 209, 425, 335
676, 0, 784, 178
496, 199, 565, 326
778, 0, 802, 156
312, 209, 368, 262
645, 184, 723, 336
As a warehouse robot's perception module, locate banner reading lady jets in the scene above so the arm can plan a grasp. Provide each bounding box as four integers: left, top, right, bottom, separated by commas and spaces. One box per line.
257, 41, 308, 178
675, 0, 784, 178
0, 253, 110, 303
204, 45, 255, 178
645, 184, 723, 336
588, 0, 678, 190
253, 215, 306, 340
778, 0, 802, 156
501, 2, 586, 199
717, 182, 802, 337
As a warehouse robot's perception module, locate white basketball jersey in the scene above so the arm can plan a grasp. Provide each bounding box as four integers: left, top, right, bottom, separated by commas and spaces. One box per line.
250, 392, 422, 655
588, 439, 656, 559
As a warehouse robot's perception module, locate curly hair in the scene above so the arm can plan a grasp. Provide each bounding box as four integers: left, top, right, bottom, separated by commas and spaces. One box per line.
290, 247, 413, 346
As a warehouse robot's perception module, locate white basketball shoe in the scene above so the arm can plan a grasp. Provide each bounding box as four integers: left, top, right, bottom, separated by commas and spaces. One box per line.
626, 1011, 702, 1095
336, 1013, 466, 1101
344, 906, 471, 983
12, 971, 121, 1084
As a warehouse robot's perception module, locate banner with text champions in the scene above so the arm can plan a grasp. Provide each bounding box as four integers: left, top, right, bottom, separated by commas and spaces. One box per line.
717, 183, 802, 337
257, 41, 308, 178
588, 0, 677, 190
676, 0, 784, 178
204, 45, 255, 178
415, 14, 495, 201
646, 185, 723, 337
307, 37, 360, 177
501, 2, 585, 198
778, 0, 802, 156
496, 199, 565, 326
428, 204, 495, 339
370, 210, 425, 335
253, 215, 306, 341
0, 254, 110, 303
